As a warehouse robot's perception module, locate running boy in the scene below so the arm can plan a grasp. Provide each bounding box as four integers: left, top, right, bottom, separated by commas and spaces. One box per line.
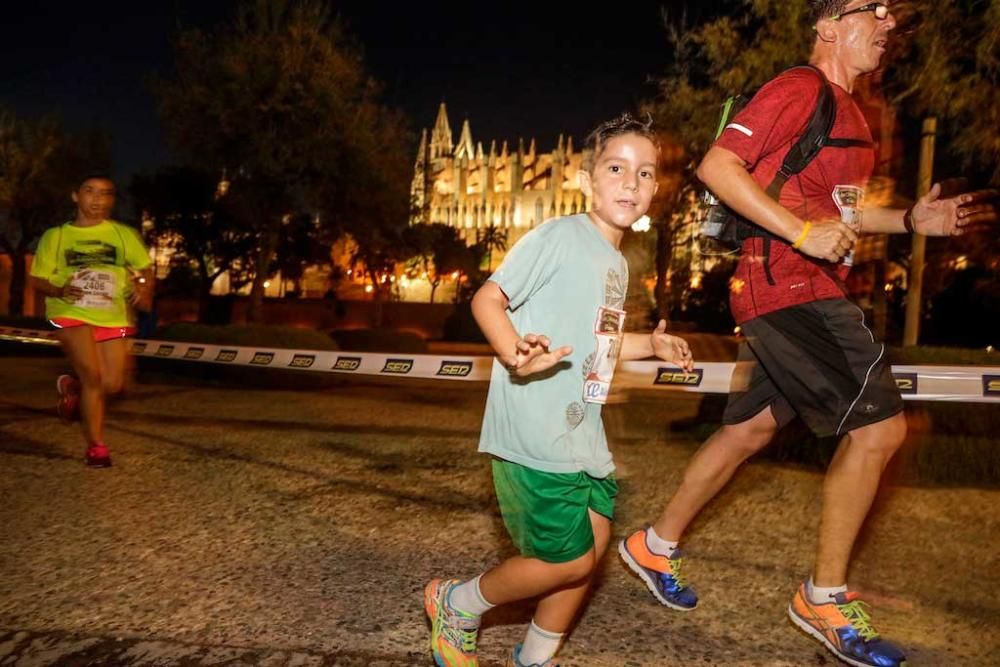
29, 174, 153, 467
424, 113, 695, 667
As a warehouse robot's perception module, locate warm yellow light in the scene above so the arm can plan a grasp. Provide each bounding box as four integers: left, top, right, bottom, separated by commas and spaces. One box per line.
263, 281, 271, 288
364, 285, 373, 293
884, 283, 893, 292
690, 274, 702, 290
631, 215, 651, 232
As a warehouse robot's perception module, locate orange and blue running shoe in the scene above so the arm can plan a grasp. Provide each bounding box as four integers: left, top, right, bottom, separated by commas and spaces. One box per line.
505, 643, 559, 667
788, 582, 907, 667
618, 528, 698, 611
424, 578, 480, 667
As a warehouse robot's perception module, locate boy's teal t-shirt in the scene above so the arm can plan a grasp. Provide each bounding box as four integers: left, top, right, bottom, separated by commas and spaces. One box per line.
478, 214, 629, 478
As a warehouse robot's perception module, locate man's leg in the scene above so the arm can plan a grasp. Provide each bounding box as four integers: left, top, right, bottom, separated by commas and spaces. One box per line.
619, 406, 778, 610
653, 406, 779, 541
814, 412, 907, 586
788, 410, 909, 667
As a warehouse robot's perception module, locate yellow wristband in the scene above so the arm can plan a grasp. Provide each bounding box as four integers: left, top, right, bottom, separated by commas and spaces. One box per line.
792, 221, 812, 249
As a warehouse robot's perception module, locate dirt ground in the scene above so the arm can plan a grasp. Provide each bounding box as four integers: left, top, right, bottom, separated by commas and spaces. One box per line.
1, 354, 998, 666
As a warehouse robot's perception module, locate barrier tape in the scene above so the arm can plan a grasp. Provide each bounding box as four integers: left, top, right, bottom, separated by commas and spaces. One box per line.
3, 326, 1000, 403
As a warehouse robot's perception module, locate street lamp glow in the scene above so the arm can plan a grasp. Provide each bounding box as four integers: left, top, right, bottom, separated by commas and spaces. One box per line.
631, 215, 651, 232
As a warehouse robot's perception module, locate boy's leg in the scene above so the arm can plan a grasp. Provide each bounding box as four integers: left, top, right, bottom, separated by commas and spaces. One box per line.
426, 549, 597, 667
508, 509, 609, 667
427, 463, 604, 667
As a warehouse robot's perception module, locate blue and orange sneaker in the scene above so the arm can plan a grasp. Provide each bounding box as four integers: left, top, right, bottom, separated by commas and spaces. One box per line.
618, 528, 698, 611
505, 643, 559, 667
424, 578, 479, 667
788, 582, 907, 667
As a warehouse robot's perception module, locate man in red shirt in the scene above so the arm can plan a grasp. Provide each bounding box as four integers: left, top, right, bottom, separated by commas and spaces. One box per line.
619, 2, 997, 666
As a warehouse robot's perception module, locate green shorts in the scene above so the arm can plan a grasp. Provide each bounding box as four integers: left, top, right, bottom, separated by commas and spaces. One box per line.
491, 458, 618, 564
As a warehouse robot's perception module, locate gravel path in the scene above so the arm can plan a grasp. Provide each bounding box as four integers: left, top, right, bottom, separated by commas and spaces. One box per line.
1, 355, 997, 666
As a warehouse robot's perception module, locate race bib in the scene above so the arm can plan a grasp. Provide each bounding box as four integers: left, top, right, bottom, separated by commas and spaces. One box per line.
833, 185, 864, 267
583, 305, 626, 405
71, 269, 116, 309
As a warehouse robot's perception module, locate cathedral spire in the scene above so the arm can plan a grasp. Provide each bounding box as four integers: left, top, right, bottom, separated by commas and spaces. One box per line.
430, 102, 453, 159
415, 129, 428, 168
455, 118, 475, 161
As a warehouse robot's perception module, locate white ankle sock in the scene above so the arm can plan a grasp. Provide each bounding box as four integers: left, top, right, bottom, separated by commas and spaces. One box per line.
518, 620, 564, 665
447, 575, 494, 616
807, 577, 848, 604
645, 526, 679, 555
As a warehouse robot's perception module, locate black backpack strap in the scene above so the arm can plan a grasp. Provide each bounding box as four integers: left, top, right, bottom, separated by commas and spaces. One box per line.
764, 65, 836, 199
825, 137, 873, 148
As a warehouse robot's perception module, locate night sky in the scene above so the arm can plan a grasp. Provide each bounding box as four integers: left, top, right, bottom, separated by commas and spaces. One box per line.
0, 1, 728, 186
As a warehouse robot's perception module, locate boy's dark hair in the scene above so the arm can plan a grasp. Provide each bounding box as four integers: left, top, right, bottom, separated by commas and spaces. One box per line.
809, 0, 849, 20
77, 173, 115, 190
582, 112, 658, 172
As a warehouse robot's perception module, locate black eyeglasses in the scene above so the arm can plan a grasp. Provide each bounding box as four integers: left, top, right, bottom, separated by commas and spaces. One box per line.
831, 2, 890, 21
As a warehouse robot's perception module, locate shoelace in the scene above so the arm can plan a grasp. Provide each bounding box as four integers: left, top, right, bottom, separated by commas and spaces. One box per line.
838, 599, 880, 641
668, 556, 688, 589
440, 609, 479, 653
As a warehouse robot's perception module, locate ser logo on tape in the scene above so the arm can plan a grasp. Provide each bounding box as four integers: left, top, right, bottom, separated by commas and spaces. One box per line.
333, 356, 361, 371
289, 354, 316, 368
437, 361, 473, 377
184, 347, 205, 360
653, 368, 704, 387
131, 342, 147, 354
216, 349, 238, 363
894, 373, 918, 394
250, 352, 275, 366
382, 358, 413, 374
155, 344, 175, 357
984, 375, 1000, 397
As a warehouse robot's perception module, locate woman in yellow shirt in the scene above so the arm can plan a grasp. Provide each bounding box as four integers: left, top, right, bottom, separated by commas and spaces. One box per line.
29, 174, 154, 467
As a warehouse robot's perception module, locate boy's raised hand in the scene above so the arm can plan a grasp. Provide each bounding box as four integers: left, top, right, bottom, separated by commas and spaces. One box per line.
650, 320, 695, 373
505, 333, 573, 377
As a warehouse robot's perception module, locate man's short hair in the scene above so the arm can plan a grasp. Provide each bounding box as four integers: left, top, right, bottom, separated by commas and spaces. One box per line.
809, 0, 850, 21
582, 112, 658, 173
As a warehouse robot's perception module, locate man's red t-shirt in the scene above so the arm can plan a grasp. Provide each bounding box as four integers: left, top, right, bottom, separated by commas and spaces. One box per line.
713, 68, 875, 324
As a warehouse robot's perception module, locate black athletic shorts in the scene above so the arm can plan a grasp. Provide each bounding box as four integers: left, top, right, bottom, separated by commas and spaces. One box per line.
723, 298, 904, 437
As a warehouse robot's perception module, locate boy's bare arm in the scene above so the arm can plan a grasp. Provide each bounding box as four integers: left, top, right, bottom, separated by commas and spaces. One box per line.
621, 320, 694, 372
471, 280, 573, 377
